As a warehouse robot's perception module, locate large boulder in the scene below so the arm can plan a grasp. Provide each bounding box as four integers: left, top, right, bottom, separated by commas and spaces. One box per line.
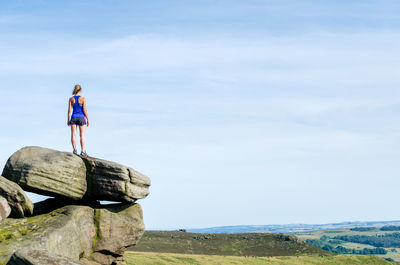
92, 203, 145, 264
0, 176, 33, 217
2, 147, 87, 200
0, 196, 11, 223
0, 205, 96, 264
2, 146, 150, 203
0, 202, 145, 265
82, 156, 151, 202
7, 248, 85, 265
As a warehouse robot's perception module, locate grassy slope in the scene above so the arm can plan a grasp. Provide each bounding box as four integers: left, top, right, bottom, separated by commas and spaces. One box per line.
125, 251, 394, 265
129, 231, 329, 257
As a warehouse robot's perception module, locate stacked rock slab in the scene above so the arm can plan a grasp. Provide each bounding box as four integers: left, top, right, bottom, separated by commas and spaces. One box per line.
0, 146, 151, 265
2, 146, 150, 202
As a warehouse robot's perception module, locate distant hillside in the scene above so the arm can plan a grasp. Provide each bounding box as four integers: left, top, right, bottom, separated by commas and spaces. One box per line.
187, 220, 400, 234
128, 231, 329, 257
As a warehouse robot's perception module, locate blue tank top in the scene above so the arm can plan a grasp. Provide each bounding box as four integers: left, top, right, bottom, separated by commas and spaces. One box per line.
71, 95, 85, 118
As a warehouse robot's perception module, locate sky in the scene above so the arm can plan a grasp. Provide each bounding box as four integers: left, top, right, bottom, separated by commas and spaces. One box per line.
0, 0, 400, 230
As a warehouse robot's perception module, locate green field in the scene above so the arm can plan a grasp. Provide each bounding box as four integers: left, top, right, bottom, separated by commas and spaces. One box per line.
125, 251, 395, 265
295, 226, 400, 261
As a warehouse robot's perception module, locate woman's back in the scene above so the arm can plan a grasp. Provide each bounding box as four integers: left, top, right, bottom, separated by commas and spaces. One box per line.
71, 95, 85, 118
68, 84, 89, 156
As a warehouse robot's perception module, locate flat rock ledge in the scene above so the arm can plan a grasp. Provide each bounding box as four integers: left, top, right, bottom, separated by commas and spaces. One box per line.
2, 146, 150, 203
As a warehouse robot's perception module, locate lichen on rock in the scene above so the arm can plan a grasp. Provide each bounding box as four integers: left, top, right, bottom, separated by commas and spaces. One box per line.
0, 203, 145, 265
0, 205, 95, 264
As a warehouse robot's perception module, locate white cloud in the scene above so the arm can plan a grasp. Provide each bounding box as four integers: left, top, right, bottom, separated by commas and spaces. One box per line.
0, 15, 23, 24
0, 31, 400, 87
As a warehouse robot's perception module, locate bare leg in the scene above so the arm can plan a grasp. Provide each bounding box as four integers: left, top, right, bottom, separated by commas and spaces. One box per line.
71, 125, 77, 150
79, 125, 86, 152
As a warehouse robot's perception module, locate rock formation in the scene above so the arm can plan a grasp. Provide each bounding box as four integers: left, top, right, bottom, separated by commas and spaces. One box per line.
0, 146, 151, 265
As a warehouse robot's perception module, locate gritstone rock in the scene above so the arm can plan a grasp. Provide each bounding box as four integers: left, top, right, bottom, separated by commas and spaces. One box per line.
0, 196, 11, 223
2, 147, 87, 200
7, 248, 85, 265
0, 176, 33, 217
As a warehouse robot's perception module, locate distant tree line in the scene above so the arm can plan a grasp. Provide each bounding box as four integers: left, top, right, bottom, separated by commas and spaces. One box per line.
333, 232, 400, 248
380, 226, 400, 231
349, 226, 400, 232
349, 227, 375, 232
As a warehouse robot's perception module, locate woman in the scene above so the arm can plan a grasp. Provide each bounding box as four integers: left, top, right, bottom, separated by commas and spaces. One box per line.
68, 84, 90, 156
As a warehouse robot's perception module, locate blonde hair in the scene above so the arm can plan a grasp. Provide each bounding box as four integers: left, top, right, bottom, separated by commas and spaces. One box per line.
72, 84, 82, 95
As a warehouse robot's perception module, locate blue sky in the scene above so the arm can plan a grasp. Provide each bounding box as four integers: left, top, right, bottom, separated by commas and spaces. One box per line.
0, 0, 400, 229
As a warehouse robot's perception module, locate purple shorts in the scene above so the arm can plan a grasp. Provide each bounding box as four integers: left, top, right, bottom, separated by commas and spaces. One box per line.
70, 117, 87, 126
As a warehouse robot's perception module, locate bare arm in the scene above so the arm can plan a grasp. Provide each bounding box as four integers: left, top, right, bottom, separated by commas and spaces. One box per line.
67, 98, 72, 125
83, 98, 90, 126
